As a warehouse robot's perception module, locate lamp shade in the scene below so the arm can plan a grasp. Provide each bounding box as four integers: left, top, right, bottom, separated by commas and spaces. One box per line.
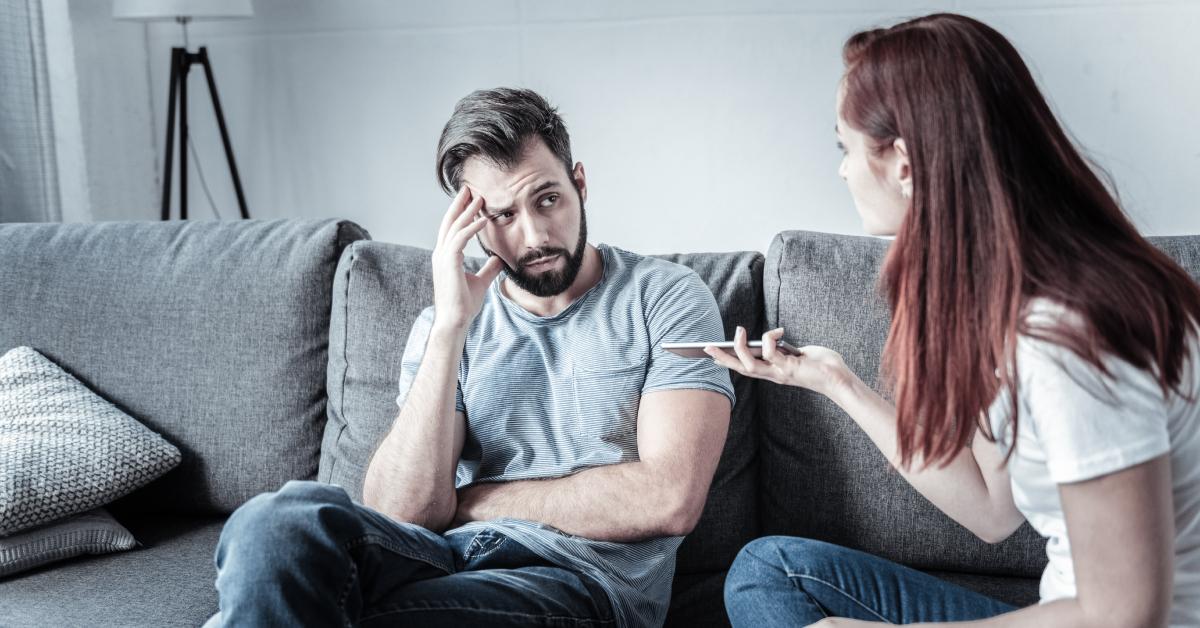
113, 0, 253, 21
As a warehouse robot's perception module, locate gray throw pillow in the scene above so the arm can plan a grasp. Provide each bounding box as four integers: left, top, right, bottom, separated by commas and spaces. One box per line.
0, 507, 137, 578
0, 346, 181, 536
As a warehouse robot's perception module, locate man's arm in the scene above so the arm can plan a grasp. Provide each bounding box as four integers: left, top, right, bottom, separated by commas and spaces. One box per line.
362, 186, 502, 532
455, 388, 732, 542
362, 324, 468, 532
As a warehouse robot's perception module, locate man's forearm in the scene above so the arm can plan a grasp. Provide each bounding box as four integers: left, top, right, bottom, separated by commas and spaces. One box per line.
363, 324, 466, 531
457, 459, 700, 542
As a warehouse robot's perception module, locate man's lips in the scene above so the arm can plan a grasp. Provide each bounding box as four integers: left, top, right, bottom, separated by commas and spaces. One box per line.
521, 254, 561, 270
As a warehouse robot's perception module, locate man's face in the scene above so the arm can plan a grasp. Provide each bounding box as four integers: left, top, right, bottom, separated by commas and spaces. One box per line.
461, 138, 588, 297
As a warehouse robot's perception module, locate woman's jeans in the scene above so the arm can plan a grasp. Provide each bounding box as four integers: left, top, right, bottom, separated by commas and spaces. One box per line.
209, 480, 614, 627
724, 536, 1017, 626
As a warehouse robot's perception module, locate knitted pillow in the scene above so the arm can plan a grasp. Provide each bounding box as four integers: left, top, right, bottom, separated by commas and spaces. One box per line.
0, 508, 137, 578
0, 346, 181, 536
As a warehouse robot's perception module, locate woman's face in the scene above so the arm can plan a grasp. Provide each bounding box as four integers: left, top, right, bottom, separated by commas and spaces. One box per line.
836, 86, 911, 236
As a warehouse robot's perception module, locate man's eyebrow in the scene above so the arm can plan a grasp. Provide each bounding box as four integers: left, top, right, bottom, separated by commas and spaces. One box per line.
484, 181, 561, 216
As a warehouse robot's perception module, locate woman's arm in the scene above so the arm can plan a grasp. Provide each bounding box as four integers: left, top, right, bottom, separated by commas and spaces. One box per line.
830, 372, 1025, 543
708, 326, 1024, 543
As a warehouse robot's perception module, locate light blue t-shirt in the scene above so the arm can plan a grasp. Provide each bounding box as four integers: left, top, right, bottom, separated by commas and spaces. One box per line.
396, 243, 734, 628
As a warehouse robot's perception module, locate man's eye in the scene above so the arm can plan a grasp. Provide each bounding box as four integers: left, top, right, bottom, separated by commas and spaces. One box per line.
836, 141, 847, 155
539, 194, 558, 208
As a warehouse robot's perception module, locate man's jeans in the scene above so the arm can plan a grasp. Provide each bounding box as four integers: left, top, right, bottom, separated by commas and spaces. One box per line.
210, 480, 615, 627
724, 536, 1017, 626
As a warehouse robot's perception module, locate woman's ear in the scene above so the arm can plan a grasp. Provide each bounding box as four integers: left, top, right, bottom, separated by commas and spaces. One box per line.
893, 138, 912, 199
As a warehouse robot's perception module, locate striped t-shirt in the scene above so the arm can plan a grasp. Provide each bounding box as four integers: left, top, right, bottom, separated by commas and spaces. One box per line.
396, 243, 735, 628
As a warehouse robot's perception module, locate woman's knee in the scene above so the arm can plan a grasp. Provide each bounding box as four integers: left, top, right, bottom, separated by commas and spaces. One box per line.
728, 536, 848, 584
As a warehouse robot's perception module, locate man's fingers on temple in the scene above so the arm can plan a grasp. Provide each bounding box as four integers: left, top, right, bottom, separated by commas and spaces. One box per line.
438, 187, 470, 243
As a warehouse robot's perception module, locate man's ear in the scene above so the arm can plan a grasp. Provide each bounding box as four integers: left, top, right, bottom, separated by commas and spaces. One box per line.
893, 138, 912, 199
573, 162, 587, 204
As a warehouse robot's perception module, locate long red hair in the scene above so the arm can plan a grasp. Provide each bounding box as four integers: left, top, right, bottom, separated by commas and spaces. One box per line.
840, 13, 1200, 468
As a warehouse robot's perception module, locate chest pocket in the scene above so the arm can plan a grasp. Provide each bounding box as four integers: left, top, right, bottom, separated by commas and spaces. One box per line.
571, 358, 648, 441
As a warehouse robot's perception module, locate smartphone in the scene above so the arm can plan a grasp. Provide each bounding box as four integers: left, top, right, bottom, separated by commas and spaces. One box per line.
661, 339, 801, 359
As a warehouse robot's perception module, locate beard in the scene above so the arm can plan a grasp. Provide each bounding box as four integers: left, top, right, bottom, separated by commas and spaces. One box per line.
482, 206, 588, 298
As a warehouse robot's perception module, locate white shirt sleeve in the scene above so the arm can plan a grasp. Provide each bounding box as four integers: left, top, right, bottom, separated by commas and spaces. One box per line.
1019, 337, 1170, 484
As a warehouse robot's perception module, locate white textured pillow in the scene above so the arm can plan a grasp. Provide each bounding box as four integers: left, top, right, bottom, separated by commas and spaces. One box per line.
0, 346, 181, 536
0, 507, 137, 578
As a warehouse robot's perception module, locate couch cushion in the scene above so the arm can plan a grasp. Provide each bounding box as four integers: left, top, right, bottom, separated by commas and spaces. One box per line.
760, 230, 1047, 577
0, 219, 368, 515
320, 244, 764, 574
666, 570, 730, 628
0, 515, 223, 627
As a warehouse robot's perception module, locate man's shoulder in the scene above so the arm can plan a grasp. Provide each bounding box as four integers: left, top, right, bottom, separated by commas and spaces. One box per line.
603, 244, 703, 290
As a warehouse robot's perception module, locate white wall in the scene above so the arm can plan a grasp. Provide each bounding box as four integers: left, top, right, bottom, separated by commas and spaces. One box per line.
76, 0, 1200, 253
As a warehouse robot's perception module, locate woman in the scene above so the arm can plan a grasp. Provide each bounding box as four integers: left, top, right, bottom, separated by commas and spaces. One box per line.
712, 13, 1200, 628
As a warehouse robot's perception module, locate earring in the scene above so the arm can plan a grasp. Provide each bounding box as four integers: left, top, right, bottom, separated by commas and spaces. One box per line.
901, 186, 912, 200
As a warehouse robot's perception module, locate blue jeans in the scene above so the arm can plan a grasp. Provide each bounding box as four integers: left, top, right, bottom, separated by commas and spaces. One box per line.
724, 537, 1017, 626
210, 480, 614, 627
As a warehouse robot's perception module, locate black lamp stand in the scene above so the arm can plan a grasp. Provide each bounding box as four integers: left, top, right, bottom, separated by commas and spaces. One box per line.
161, 46, 250, 220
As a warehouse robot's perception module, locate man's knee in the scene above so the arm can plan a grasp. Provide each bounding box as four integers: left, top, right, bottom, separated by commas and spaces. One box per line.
217, 480, 358, 568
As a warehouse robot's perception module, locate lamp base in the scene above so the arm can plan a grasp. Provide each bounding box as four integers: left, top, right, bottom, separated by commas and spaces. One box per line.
160, 46, 249, 220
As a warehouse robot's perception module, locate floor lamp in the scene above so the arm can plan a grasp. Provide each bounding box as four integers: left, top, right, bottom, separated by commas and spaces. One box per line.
113, 0, 254, 220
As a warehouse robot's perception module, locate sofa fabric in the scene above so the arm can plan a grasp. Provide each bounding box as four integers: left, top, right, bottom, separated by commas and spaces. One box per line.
0, 346, 181, 536
0, 515, 224, 627
760, 230, 1049, 577
320, 243, 766, 576
0, 219, 368, 515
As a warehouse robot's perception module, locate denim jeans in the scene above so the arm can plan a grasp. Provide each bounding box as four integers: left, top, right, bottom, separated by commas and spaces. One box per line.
724, 536, 1017, 626
209, 480, 615, 627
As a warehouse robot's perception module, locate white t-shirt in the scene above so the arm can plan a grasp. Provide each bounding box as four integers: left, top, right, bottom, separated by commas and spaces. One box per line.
989, 301, 1200, 626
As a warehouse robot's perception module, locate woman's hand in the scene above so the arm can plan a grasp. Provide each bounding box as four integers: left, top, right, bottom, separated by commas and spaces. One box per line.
704, 326, 853, 397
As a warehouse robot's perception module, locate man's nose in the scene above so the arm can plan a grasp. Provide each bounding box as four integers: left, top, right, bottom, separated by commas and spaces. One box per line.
518, 212, 549, 247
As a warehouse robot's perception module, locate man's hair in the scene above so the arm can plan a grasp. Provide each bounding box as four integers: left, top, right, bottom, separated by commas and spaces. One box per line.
435, 87, 573, 195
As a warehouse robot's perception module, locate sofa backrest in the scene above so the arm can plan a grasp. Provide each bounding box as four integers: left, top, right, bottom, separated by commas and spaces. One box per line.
759, 229, 1200, 578
319, 242, 765, 575
0, 219, 367, 515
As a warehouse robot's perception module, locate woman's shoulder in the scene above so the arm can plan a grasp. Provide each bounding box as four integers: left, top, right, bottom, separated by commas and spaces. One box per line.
1014, 297, 1200, 401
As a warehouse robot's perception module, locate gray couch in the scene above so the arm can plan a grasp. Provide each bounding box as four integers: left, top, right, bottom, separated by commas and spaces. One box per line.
2, 218, 1197, 627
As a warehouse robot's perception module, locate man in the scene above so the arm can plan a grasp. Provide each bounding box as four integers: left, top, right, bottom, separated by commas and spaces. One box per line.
210, 88, 733, 627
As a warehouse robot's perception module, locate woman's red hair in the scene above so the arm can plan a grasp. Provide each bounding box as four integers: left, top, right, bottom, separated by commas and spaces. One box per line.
841, 13, 1200, 468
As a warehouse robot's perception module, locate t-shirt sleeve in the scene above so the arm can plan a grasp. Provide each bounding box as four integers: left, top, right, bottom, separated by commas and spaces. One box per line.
1020, 337, 1170, 484
396, 306, 466, 414
641, 270, 736, 405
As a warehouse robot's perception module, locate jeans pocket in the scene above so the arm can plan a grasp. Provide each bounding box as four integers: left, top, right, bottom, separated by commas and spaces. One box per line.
462, 529, 509, 562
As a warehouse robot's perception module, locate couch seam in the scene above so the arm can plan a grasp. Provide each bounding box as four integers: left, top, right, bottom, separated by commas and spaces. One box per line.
329, 245, 359, 485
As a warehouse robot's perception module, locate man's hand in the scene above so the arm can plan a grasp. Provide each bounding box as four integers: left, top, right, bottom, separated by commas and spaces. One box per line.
433, 187, 504, 330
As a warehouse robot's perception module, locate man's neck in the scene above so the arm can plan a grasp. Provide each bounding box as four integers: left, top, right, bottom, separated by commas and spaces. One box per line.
502, 244, 603, 318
